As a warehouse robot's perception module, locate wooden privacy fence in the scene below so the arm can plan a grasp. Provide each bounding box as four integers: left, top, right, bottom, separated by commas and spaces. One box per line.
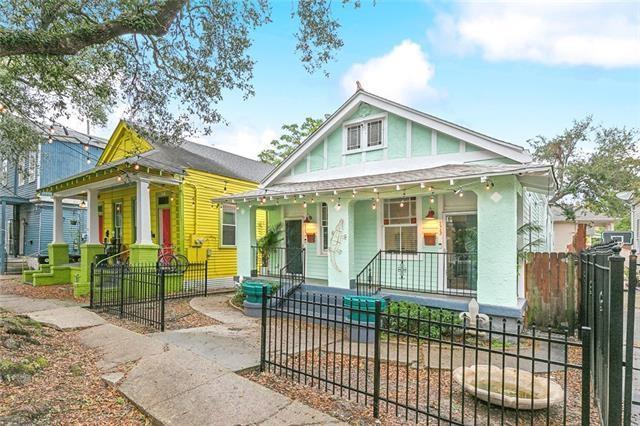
524, 252, 580, 332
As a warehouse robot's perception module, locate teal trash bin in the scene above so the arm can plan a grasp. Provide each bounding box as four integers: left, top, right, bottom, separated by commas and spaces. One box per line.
242, 281, 273, 304
342, 295, 387, 322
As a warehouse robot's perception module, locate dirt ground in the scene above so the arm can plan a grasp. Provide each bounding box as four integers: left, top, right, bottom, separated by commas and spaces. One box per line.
0, 309, 149, 425
0, 279, 87, 304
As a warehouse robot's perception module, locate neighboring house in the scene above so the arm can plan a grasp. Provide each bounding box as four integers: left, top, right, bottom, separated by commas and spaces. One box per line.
0, 124, 106, 273
24, 120, 272, 295
216, 89, 555, 320
551, 206, 617, 252
631, 200, 640, 252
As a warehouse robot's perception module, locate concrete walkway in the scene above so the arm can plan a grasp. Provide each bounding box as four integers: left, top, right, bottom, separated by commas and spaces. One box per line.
0, 289, 343, 425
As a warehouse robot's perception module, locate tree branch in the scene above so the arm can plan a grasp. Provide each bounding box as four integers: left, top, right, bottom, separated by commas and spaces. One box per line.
0, 0, 186, 57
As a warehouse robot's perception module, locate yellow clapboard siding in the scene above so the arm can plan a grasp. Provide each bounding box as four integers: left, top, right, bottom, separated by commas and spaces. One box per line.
97, 121, 154, 166
181, 169, 264, 278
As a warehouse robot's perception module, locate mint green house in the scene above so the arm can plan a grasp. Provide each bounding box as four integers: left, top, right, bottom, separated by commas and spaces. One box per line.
217, 89, 554, 317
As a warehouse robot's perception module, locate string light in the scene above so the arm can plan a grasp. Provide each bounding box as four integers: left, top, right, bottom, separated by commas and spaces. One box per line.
303, 201, 308, 208
333, 190, 338, 195
420, 182, 425, 189
373, 187, 378, 193
117, 175, 123, 182
86, 157, 91, 164
429, 193, 435, 204
371, 199, 377, 210
396, 184, 401, 191
485, 181, 494, 191
48, 135, 53, 144
400, 192, 406, 208
428, 185, 433, 192
315, 192, 319, 197
335, 198, 342, 211
133, 163, 140, 171
83, 144, 89, 152
352, 188, 357, 195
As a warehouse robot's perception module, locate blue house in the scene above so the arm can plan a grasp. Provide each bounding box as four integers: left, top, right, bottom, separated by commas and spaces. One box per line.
0, 124, 106, 273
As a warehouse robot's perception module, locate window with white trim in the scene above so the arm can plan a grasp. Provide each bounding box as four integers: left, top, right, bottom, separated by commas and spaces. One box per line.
367, 120, 383, 147
320, 202, 328, 253
221, 204, 237, 247
344, 116, 385, 153
346, 125, 361, 151
18, 151, 37, 186
0, 159, 7, 187
383, 197, 417, 252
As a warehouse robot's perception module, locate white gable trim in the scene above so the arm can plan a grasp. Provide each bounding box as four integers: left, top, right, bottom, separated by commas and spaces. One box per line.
261, 90, 531, 187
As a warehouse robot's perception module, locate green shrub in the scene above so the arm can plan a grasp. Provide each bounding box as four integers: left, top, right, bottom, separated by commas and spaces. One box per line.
386, 301, 462, 339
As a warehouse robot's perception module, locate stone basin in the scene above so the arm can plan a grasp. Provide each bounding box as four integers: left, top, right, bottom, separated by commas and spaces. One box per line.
452, 365, 564, 410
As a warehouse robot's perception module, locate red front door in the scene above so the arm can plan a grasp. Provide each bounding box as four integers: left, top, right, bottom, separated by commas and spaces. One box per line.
98, 215, 104, 243
159, 208, 171, 251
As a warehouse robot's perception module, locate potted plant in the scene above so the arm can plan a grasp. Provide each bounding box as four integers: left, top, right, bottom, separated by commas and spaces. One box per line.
257, 223, 283, 275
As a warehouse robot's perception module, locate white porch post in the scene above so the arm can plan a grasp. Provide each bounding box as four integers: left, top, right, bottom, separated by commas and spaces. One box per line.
135, 178, 153, 244
327, 199, 355, 289
237, 205, 257, 278
52, 196, 65, 243
86, 189, 100, 244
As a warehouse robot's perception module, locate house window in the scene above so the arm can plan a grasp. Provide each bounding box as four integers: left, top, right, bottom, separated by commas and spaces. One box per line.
346, 125, 361, 151
320, 202, 328, 253
0, 159, 7, 187
18, 151, 37, 186
367, 120, 382, 147
221, 204, 236, 247
383, 197, 417, 252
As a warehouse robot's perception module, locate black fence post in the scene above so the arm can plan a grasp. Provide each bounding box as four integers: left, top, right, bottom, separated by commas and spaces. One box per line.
581, 325, 592, 426
607, 246, 625, 425
160, 268, 166, 332
89, 262, 94, 308
623, 249, 637, 426
204, 260, 209, 297
373, 300, 381, 419
260, 285, 267, 372
119, 264, 124, 318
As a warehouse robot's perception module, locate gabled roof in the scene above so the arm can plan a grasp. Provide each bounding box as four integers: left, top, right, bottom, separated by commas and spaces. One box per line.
100, 120, 273, 183
551, 206, 618, 224
261, 89, 533, 187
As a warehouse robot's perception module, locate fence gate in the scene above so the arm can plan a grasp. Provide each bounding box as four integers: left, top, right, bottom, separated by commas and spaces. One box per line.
89, 261, 209, 330
580, 244, 636, 425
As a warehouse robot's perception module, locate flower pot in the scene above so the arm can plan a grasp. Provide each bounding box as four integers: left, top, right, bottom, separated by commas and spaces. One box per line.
242, 281, 273, 304
342, 295, 387, 322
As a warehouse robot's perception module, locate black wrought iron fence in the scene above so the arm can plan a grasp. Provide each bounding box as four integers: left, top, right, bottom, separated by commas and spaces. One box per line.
356, 250, 477, 297
89, 261, 209, 330
580, 244, 636, 425
260, 290, 589, 424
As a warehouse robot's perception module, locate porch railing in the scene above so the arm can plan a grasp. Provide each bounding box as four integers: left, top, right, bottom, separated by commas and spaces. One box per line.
356, 250, 477, 297
277, 248, 305, 301
251, 246, 305, 278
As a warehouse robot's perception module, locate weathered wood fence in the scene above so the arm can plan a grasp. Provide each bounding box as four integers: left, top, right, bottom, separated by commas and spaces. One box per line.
524, 252, 580, 332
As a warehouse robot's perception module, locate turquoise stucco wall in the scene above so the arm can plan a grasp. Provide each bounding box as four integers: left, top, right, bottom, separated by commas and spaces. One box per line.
411, 123, 432, 157
326, 127, 342, 168
475, 175, 519, 308
353, 200, 378, 274
437, 132, 460, 154
305, 203, 328, 280
309, 143, 324, 171
387, 114, 407, 159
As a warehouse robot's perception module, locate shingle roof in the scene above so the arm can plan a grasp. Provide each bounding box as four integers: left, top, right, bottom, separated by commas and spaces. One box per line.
124, 121, 273, 182
214, 163, 552, 201
551, 206, 617, 223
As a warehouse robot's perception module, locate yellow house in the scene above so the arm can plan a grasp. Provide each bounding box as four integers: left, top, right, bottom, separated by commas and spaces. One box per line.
24, 120, 272, 295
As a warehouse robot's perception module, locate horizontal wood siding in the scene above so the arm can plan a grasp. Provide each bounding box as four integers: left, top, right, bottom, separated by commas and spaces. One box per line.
182, 169, 261, 278
39, 142, 104, 189
353, 200, 378, 275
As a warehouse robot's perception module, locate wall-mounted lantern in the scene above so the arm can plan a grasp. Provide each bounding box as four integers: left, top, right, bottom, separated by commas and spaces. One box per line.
422, 209, 440, 246
304, 216, 317, 243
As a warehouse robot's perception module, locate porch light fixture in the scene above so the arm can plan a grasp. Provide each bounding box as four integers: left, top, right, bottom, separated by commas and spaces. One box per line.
485, 181, 494, 191
422, 209, 440, 246
303, 216, 317, 243
335, 198, 342, 211
455, 187, 464, 197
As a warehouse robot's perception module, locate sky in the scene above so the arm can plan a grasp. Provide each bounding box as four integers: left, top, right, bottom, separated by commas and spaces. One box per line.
69, 0, 640, 159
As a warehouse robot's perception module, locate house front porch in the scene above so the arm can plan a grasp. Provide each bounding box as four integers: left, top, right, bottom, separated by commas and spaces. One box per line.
227, 168, 551, 316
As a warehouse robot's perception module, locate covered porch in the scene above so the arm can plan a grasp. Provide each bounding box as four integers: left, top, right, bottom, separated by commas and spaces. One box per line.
25, 164, 181, 294
226, 165, 552, 314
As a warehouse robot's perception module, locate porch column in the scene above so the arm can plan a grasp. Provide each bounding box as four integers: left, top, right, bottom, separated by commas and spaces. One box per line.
327, 199, 355, 289
86, 189, 100, 244
52, 196, 64, 243
129, 178, 158, 264
78, 189, 105, 296
475, 175, 519, 309
237, 205, 256, 278
48, 196, 69, 266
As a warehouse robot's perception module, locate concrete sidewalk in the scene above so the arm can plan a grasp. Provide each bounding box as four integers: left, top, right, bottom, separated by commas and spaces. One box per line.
0, 290, 342, 425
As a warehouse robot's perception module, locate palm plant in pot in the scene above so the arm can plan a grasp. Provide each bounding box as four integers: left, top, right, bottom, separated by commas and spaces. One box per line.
257, 223, 283, 275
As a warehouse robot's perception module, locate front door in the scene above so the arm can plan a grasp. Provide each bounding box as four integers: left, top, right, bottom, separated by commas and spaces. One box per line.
158, 207, 171, 251
285, 219, 303, 274
444, 213, 477, 291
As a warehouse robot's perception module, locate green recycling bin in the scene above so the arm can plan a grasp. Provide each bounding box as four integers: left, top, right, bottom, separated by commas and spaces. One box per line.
242, 281, 273, 304
342, 295, 387, 322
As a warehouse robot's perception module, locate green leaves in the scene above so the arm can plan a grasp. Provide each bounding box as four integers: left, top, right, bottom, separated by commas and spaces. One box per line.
258, 116, 326, 165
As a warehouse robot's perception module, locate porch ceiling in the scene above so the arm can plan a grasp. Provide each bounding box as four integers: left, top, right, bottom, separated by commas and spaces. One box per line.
214, 163, 554, 202
45, 174, 180, 199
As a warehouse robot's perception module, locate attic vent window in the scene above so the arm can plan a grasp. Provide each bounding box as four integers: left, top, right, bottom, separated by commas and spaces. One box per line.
367, 120, 382, 147
346, 125, 361, 151
158, 196, 170, 205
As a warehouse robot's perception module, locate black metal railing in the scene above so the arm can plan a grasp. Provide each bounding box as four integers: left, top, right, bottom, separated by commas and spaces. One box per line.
580, 243, 636, 425
356, 250, 477, 297
252, 246, 305, 278
276, 248, 305, 301
89, 261, 209, 330
260, 290, 589, 424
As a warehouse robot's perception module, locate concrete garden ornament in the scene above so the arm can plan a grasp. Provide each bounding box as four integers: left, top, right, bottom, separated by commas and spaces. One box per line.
459, 298, 489, 328
453, 365, 564, 410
